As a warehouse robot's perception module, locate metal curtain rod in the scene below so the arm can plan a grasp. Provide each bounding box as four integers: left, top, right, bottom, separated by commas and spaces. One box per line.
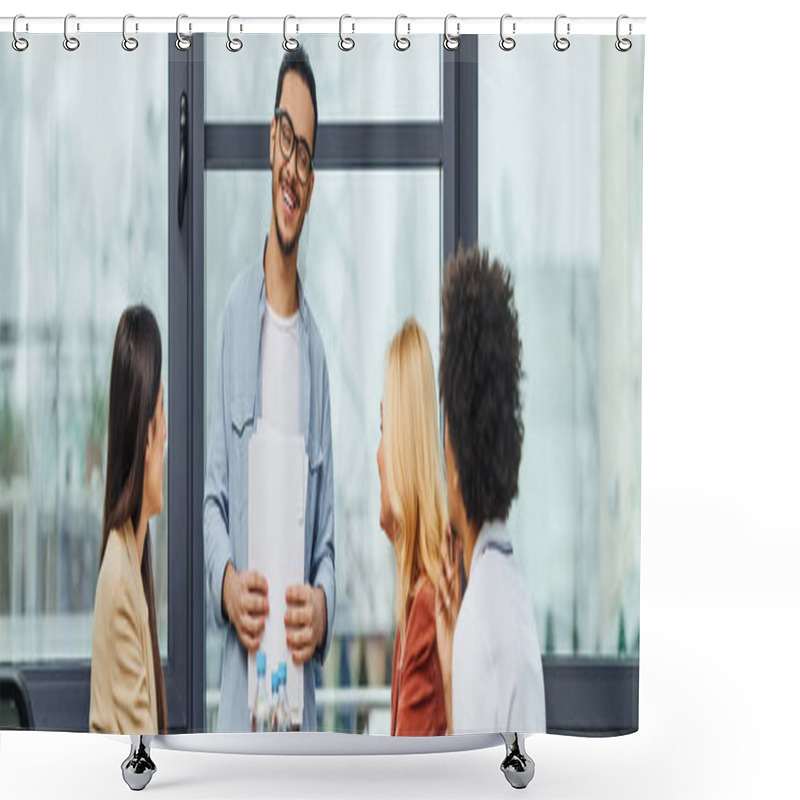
0, 15, 646, 36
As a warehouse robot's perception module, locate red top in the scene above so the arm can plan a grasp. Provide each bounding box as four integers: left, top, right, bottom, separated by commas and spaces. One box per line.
390, 579, 448, 736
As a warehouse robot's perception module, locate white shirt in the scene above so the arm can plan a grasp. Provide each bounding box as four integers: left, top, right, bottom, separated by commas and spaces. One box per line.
452, 520, 547, 734
260, 301, 301, 435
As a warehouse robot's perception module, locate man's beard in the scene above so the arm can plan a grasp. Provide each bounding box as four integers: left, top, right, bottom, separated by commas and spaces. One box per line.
272, 160, 303, 257
273, 199, 301, 257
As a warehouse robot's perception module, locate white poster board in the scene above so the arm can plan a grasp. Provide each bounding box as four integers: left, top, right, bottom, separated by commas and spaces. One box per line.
247, 425, 307, 727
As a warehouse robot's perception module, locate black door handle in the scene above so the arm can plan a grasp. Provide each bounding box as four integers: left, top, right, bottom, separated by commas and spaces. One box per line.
178, 91, 188, 229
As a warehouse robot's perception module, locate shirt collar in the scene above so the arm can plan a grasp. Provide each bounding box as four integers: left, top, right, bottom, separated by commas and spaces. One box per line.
473, 519, 514, 564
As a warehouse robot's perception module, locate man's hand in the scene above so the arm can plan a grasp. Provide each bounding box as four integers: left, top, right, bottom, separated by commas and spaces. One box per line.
435, 524, 462, 734
222, 562, 269, 653
285, 585, 327, 667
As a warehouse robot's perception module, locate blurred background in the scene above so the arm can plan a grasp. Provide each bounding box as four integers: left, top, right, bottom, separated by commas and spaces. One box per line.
0, 35, 171, 674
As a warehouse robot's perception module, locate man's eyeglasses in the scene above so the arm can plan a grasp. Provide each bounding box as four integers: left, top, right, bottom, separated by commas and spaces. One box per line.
274, 107, 313, 186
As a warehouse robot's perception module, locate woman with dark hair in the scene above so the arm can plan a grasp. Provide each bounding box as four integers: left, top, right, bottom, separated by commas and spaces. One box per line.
435, 246, 546, 735
90, 305, 167, 736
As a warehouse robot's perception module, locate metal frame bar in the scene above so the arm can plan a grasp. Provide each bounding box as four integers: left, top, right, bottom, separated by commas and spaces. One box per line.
166, 28, 189, 736
167, 33, 205, 733
206, 122, 442, 171
442, 35, 479, 266
187, 35, 207, 735
165, 35, 205, 732
543, 658, 639, 735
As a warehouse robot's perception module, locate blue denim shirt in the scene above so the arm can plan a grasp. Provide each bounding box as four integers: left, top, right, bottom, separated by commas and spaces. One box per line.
203, 259, 335, 732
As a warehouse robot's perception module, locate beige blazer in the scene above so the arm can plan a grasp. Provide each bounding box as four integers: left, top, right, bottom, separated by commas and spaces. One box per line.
89, 520, 158, 734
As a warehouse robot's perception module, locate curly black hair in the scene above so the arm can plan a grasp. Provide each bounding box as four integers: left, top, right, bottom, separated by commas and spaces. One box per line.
439, 245, 524, 528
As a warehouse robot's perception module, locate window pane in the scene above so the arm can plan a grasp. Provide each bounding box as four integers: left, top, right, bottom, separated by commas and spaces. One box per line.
204, 169, 440, 730
478, 36, 644, 658
0, 35, 169, 662
205, 35, 441, 122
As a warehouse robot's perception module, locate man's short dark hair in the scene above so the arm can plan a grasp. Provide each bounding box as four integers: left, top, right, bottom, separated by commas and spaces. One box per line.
274, 45, 318, 156
439, 245, 524, 528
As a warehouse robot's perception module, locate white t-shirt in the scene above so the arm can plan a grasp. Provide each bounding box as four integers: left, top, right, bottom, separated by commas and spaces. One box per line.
260, 301, 301, 435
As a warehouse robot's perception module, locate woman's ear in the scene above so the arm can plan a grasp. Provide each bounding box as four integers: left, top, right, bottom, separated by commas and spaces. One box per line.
144, 419, 153, 465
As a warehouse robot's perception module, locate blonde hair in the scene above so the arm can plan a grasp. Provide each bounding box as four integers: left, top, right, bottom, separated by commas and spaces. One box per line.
383, 318, 448, 653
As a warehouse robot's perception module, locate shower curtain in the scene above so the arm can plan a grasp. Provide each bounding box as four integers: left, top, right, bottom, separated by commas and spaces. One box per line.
0, 17, 643, 740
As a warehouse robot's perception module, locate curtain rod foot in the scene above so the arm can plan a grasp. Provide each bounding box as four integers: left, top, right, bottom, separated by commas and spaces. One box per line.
121, 735, 157, 791
500, 732, 535, 789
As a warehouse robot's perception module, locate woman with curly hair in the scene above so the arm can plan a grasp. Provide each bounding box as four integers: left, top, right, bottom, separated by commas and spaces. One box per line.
377, 318, 448, 735
435, 246, 546, 735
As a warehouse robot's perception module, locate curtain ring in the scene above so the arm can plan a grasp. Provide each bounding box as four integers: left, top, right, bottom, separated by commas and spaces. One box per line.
175, 14, 191, 51
499, 14, 516, 51
394, 15, 410, 51
443, 14, 459, 51
226, 15, 243, 52
283, 15, 299, 51
553, 14, 570, 52
12, 15, 29, 52
63, 13, 80, 51
615, 14, 632, 52
339, 15, 355, 51
122, 14, 139, 52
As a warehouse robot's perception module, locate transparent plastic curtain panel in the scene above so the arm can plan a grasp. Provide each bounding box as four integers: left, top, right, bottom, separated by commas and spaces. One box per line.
0, 26, 643, 738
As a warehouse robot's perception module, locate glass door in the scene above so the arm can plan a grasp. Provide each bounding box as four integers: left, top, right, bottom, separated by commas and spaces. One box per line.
0, 33, 199, 732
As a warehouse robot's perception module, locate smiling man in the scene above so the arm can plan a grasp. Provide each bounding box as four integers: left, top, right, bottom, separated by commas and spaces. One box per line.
203, 46, 335, 732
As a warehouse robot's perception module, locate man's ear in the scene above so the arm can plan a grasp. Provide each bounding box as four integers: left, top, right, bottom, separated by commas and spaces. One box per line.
305, 169, 315, 214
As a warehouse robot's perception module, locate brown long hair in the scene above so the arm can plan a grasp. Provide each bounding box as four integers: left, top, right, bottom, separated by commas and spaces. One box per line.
100, 305, 167, 734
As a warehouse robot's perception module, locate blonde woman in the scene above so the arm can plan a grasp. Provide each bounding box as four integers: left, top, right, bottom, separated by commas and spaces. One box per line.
377, 318, 448, 736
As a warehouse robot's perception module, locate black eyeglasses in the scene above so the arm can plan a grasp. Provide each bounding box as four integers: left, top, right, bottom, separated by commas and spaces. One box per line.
274, 107, 313, 186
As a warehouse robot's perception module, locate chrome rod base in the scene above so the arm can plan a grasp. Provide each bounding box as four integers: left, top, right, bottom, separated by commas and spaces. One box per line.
122, 735, 157, 791
500, 733, 535, 790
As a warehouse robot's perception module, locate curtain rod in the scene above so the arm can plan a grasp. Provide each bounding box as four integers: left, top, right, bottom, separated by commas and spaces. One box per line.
1, 16, 646, 37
